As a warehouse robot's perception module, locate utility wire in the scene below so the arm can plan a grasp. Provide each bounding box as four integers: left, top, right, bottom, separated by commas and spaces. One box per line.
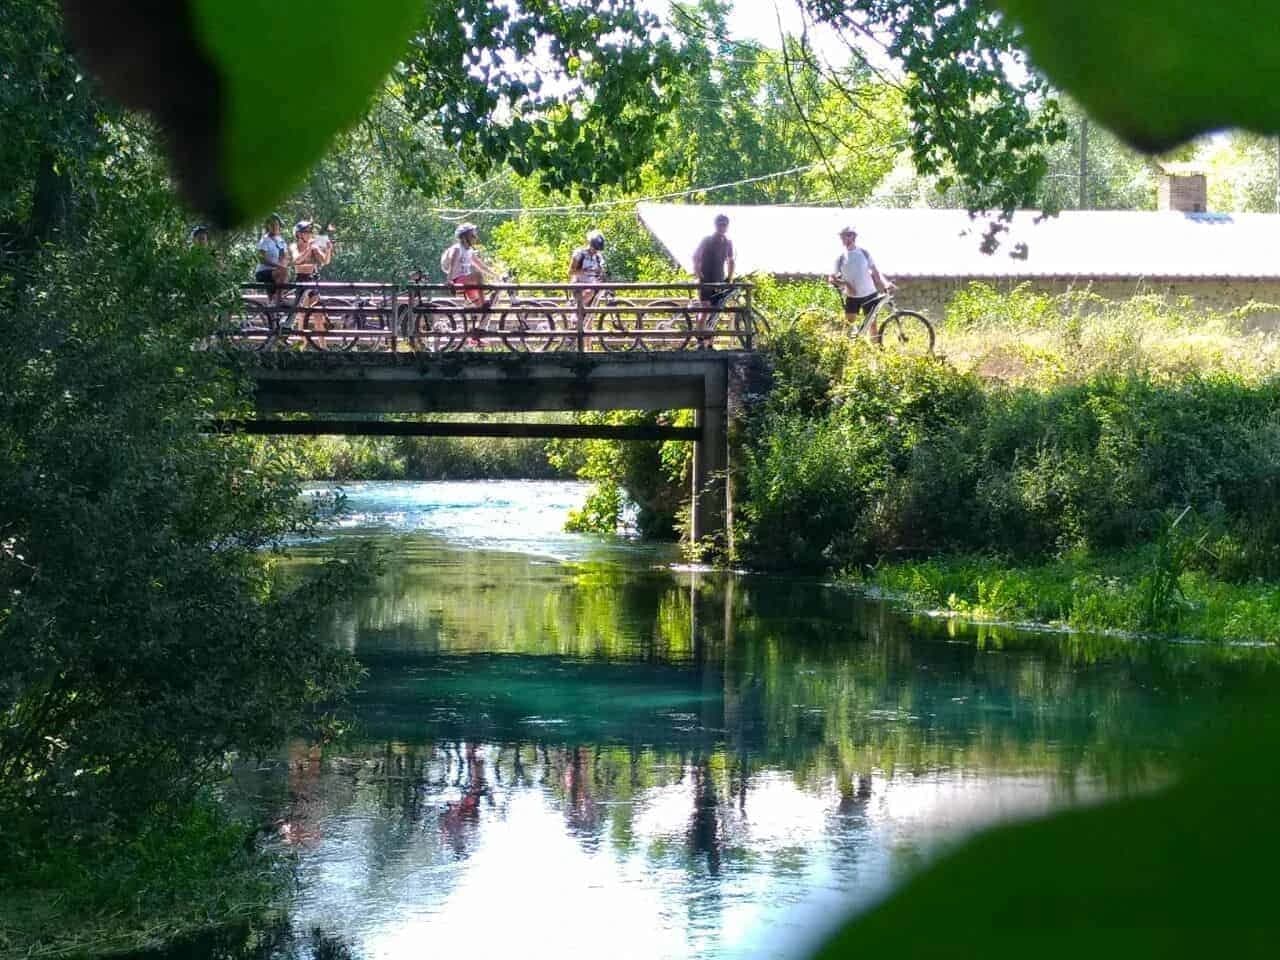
426, 162, 827, 218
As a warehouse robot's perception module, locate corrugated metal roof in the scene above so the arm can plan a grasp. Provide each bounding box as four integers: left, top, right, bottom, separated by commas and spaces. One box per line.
636, 203, 1280, 280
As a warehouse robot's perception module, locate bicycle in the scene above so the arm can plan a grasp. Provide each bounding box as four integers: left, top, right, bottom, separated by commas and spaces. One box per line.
585, 286, 687, 352
588, 283, 749, 352
690, 282, 757, 350
796, 286, 935, 356
406, 272, 563, 353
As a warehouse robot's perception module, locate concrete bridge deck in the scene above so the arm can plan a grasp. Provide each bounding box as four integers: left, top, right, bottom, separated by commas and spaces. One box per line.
236, 351, 767, 552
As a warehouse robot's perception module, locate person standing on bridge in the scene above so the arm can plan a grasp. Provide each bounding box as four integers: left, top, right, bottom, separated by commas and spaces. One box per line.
692, 214, 735, 346
692, 214, 735, 308
254, 214, 290, 305
569, 229, 607, 306
290, 220, 333, 283
441, 222, 498, 309
829, 225, 894, 343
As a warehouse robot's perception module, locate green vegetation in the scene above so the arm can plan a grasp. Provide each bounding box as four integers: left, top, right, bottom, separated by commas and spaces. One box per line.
732, 285, 1280, 643
1, 6, 373, 952
0, 798, 286, 959
271, 426, 571, 483
861, 549, 1280, 644
815, 703, 1280, 957
11, 0, 1280, 954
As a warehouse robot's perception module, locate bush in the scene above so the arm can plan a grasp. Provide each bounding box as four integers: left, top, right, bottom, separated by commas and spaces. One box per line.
738, 304, 1280, 576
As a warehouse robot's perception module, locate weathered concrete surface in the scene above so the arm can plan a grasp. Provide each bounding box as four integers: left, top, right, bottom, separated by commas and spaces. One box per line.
250, 352, 744, 414
245, 352, 754, 551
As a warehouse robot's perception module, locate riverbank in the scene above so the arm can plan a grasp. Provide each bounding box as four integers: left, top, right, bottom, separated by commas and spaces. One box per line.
735, 285, 1280, 587
852, 548, 1280, 645
0, 800, 285, 960
272, 432, 569, 482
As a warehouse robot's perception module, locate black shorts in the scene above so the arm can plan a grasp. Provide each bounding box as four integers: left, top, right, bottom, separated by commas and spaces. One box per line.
699, 283, 734, 306
254, 265, 278, 286
845, 293, 884, 316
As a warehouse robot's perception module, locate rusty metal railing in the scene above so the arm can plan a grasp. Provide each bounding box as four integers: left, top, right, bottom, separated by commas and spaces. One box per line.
219, 281, 757, 354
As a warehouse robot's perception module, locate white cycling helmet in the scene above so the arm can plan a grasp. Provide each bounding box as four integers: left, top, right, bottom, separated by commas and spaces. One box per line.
455, 222, 478, 239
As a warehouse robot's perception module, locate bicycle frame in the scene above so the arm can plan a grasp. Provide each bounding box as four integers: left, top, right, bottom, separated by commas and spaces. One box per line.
828, 285, 894, 340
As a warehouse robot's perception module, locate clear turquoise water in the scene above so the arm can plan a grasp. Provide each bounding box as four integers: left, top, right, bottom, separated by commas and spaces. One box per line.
158, 481, 1277, 960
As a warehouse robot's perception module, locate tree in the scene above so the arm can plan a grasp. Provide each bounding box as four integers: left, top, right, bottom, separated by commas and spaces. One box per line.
785, 0, 1068, 213
1201, 133, 1280, 213
1, 3, 369, 852
1036, 101, 1158, 211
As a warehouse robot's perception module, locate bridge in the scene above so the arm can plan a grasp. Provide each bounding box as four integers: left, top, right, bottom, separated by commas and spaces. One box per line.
218, 281, 768, 552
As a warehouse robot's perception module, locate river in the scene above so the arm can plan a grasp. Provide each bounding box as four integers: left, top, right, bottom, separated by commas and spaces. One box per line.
149, 480, 1275, 960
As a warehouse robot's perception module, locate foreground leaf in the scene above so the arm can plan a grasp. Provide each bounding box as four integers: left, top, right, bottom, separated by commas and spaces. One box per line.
814, 708, 1280, 957
998, 1, 1280, 152
62, 0, 421, 225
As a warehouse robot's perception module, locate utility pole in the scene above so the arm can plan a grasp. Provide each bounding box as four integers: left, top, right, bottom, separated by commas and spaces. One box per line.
1079, 118, 1089, 209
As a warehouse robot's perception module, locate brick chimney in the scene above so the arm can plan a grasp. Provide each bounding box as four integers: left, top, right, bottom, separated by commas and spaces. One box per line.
1159, 164, 1207, 212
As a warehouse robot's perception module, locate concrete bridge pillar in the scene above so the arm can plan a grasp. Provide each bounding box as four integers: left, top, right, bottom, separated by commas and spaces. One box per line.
691, 362, 729, 555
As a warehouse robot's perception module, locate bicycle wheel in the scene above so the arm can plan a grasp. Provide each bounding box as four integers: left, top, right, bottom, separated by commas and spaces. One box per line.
637, 299, 694, 352
592, 298, 639, 352
295, 298, 332, 351
363, 299, 398, 352
729, 308, 756, 349
413, 304, 464, 353
878, 310, 935, 357
237, 304, 279, 351
357, 315, 394, 352
501, 301, 562, 352
323, 299, 364, 352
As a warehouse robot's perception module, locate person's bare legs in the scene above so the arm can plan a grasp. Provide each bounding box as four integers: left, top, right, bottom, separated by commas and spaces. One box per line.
268, 264, 288, 306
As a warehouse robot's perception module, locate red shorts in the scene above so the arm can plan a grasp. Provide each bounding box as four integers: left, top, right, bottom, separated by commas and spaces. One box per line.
451, 276, 484, 306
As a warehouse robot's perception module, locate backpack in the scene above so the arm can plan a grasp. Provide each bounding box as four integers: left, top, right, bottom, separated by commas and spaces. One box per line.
440, 243, 457, 278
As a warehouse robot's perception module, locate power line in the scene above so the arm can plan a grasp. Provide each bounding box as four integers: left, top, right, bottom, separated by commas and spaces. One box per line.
426, 162, 826, 218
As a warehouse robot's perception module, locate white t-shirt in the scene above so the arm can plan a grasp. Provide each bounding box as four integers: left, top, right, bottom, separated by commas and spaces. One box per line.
258, 233, 287, 267
835, 246, 878, 298
443, 243, 475, 280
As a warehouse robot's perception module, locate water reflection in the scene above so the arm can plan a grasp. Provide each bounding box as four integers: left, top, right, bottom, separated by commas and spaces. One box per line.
203, 483, 1280, 960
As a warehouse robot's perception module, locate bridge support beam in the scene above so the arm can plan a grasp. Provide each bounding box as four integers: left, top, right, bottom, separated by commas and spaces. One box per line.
691, 362, 729, 553
242, 353, 758, 557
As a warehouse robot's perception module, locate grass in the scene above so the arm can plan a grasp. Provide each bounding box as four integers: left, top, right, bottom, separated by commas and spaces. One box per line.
856, 547, 1280, 645
0, 798, 287, 960
939, 283, 1280, 384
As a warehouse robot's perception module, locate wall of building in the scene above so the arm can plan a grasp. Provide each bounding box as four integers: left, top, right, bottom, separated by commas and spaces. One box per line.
893, 278, 1280, 330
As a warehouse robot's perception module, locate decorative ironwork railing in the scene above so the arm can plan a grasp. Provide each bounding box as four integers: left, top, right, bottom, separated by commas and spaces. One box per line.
220, 281, 758, 353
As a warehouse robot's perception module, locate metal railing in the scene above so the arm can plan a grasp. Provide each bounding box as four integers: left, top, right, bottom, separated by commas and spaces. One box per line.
219, 281, 757, 354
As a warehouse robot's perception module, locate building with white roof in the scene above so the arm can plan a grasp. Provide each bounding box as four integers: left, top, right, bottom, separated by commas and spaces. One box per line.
637, 202, 1280, 324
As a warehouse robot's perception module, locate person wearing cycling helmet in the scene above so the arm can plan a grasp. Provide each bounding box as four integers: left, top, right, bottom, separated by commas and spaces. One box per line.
569, 229, 607, 305
291, 219, 332, 283
189, 225, 210, 247
255, 213, 290, 304
289, 220, 333, 345
441, 222, 496, 307
829, 224, 894, 342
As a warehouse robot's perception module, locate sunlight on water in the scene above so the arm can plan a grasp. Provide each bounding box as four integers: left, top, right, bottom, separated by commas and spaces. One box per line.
311, 480, 651, 563
169, 481, 1277, 960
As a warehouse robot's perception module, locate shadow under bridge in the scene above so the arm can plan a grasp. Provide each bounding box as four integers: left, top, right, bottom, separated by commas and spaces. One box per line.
224, 351, 770, 551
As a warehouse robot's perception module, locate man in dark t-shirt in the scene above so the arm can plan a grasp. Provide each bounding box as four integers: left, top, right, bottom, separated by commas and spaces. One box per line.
691, 213, 736, 307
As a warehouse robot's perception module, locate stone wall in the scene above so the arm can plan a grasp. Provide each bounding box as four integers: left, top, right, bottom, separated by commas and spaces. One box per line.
892, 278, 1280, 330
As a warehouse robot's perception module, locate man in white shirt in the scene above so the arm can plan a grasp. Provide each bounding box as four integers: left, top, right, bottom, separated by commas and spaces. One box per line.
829, 225, 894, 341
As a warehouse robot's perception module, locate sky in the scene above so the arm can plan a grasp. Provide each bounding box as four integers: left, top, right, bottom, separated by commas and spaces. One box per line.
658, 0, 880, 70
